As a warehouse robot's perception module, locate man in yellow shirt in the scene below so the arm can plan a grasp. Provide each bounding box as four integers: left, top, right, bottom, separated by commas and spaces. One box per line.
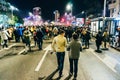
51, 29, 67, 78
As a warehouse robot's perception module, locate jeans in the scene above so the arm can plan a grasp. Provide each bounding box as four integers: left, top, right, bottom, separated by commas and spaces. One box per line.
69, 58, 78, 78
25, 43, 31, 51
37, 39, 43, 50
85, 40, 89, 48
56, 52, 65, 76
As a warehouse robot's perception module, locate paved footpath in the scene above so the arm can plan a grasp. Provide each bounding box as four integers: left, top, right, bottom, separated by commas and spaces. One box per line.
0, 39, 51, 58
0, 40, 25, 58
0, 40, 16, 50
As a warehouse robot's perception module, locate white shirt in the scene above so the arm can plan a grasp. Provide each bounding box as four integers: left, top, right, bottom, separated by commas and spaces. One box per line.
0, 30, 10, 40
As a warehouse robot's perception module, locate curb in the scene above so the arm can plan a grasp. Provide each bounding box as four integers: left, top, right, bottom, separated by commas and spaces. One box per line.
0, 44, 16, 59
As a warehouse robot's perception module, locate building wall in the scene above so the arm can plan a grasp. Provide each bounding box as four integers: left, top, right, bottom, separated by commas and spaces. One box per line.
109, 0, 120, 17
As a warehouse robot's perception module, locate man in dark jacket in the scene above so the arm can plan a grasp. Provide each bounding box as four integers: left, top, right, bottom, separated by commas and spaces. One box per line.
67, 33, 82, 80
84, 30, 91, 49
95, 31, 103, 52
36, 27, 44, 50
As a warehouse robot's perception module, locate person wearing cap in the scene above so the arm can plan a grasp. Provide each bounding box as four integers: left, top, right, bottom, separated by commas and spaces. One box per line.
51, 29, 67, 78
67, 32, 82, 80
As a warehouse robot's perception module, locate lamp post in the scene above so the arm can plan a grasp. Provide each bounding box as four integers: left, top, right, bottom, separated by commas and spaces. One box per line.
103, 0, 107, 17
102, 0, 107, 32
29, 12, 33, 16
66, 3, 73, 15
54, 10, 59, 22
81, 11, 87, 25
10, 5, 19, 20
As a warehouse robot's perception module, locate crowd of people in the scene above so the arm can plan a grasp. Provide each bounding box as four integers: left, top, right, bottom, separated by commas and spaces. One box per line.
1, 25, 118, 52
0, 25, 90, 49
0, 25, 120, 80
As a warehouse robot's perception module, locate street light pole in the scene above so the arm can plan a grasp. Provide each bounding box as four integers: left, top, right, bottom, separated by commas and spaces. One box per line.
9, 5, 19, 24
54, 10, 59, 22
70, 0, 73, 16
11, 9, 13, 20
102, 0, 107, 33
103, 0, 106, 17
66, 3, 73, 15
81, 11, 87, 26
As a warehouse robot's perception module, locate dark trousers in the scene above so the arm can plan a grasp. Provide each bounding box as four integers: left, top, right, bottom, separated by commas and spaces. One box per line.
25, 43, 31, 51
15, 36, 19, 42
56, 52, 65, 76
96, 44, 100, 51
3, 40, 8, 48
69, 58, 78, 78
18, 35, 23, 42
37, 39, 43, 50
103, 41, 107, 48
85, 40, 89, 48
34, 40, 37, 47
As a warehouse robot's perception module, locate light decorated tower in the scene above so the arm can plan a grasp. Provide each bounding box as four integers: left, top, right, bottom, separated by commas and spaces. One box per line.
23, 7, 43, 26
33, 7, 41, 15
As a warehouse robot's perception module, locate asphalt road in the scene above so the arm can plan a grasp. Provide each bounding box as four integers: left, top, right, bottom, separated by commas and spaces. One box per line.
0, 39, 120, 80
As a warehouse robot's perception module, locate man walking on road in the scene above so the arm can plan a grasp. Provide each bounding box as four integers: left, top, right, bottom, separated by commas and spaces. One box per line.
36, 27, 44, 50
95, 31, 103, 52
67, 33, 82, 80
51, 29, 67, 78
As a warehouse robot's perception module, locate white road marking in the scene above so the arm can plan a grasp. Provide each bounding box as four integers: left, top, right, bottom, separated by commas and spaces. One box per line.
18, 49, 25, 55
35, 50, 49, 72
8, 44, 16, 48
89, 48, 118, 73
35, 44, 51, 72
18, 44, 34, 55
44, 44, 52, 51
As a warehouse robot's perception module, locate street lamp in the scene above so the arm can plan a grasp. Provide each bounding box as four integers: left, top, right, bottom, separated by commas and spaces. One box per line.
66, 3, 73, 15
10, 5, 19, 20
80, 11, 87, 25
54, 10, 59, 22
103, 0, 107, 17
29, 12, 33, 16
102, 0, 107, 32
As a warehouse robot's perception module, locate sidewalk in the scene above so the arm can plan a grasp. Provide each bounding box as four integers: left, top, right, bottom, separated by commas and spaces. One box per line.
0, 40, 25, 58
113, 46, 120, 51
91, 38, 120, 51
0, 40, 16, 50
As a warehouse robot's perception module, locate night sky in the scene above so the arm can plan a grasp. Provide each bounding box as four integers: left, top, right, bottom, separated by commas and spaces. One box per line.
7, 0, 104, 20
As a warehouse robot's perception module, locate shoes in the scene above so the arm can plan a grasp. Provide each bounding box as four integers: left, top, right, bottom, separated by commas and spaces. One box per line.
72, 77, 77, 80
59, 73, 63, 78
56, 68, 59, 71
95, 50, 102, 53
59, 74, 63, 78
4, 47, 9, 49
39, 48, 42, 50
69, 72, 73, 76
55, 74, 63, 80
